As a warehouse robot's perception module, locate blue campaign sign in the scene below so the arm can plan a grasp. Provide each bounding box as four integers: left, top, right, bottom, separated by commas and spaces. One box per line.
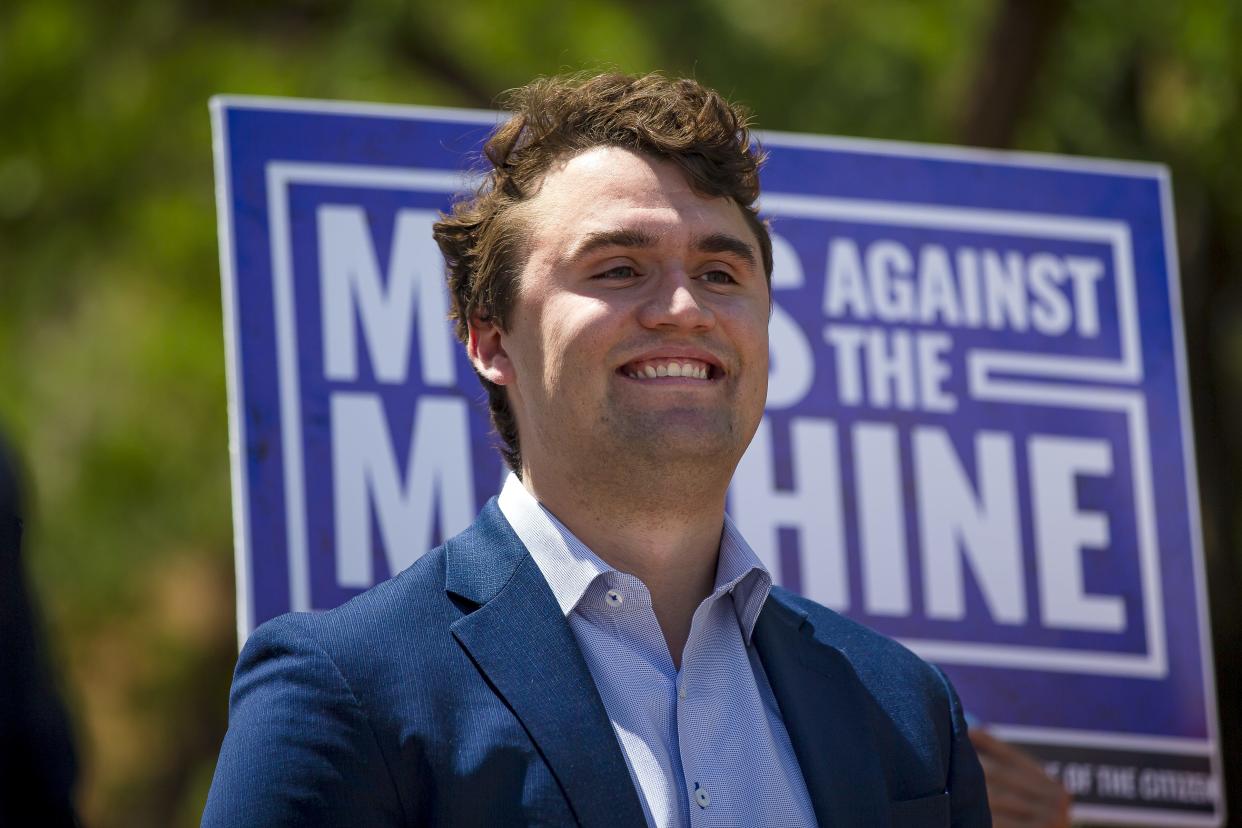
211, 96, 1223, 825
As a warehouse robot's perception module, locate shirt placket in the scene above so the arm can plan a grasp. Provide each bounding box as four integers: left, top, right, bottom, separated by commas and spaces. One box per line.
591, 574, 687, 828
677, 592, 732, 827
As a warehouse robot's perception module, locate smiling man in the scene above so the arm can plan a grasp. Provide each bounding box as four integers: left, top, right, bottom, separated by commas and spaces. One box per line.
204, 73, 990, 827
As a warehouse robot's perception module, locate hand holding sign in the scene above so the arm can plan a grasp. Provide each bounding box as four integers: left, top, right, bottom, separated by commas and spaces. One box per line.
971, 727, 1072, 828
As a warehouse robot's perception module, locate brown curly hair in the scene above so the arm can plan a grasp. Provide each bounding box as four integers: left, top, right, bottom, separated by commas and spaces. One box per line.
432, 72, 772, 473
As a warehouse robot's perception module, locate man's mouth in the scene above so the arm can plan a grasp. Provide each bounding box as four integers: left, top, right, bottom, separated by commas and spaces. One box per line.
619, 357, 720, 381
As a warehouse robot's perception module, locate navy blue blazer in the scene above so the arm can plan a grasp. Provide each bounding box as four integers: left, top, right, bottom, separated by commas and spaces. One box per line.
203, 501, 990, 827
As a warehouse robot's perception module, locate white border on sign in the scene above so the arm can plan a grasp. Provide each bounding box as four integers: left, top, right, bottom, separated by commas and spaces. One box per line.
757, 128, 1170, 179
1073, 807, 1219, 828
762, 193, 1165, 678
211, 93, 503, 124
209, 98, 256, 648
992, 724, 1214, 755
265, 161, 476, 614
266, 174, 1167, 678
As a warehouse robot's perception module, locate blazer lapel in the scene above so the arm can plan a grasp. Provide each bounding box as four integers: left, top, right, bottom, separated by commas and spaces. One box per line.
753, 596, 891, 826
446, 502, 647, 828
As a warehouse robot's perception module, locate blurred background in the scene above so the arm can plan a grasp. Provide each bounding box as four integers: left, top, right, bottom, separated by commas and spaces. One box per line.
1, 0, 1239, 824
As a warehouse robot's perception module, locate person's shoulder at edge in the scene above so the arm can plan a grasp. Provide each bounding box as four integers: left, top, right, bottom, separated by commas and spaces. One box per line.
246, 497, 510, 662
763, 585, 991, 826
256, 537, 452, 653
765, 584, 942, 685
203, 507, 504, 828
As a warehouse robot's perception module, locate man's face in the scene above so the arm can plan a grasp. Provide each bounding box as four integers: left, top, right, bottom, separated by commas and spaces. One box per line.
471, 145, 770, 479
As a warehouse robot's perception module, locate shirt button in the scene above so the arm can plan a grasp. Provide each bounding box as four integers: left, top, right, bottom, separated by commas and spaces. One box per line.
678, 683, 686, 700
605, 589, 624, 607
695, 784, 710, 808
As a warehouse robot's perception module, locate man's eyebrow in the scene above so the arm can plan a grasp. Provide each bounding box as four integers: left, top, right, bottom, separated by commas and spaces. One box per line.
695, 232, 757, 268
562, 228, 659, 266
558, 228, 758, 270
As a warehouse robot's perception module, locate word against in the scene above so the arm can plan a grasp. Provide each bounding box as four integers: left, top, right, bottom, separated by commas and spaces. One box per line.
822, 237, 1105, 336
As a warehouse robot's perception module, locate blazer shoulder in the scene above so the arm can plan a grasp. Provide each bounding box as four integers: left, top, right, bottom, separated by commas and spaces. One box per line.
275, 542, 451, 640
762, 587, 989, 824
209, 607, 408, 826
766, 586, 947, 699
249, 498, 519, 679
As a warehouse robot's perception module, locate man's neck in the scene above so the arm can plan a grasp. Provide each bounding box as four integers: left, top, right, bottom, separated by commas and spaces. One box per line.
522, 459, 730, 669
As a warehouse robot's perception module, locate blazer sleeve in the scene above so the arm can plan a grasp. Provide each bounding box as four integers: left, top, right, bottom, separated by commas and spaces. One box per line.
933, 665, 991, 827
202, 616, 406, 827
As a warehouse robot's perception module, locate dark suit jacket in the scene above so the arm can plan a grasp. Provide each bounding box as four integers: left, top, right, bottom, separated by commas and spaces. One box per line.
203, 500, 990, 827
0, 437, 79, 827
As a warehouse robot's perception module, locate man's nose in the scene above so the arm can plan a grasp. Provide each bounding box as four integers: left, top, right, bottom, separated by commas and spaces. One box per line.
637, 272, 715, 331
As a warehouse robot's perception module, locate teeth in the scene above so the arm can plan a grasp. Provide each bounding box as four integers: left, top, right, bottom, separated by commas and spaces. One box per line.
626, 360, 712, 379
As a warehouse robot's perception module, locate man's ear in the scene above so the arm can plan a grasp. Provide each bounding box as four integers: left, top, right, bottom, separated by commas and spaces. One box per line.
467, 314, 514, 386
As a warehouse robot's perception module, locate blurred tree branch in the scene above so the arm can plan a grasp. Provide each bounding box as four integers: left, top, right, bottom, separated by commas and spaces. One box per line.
391, 9, 493, 109
957, 0, 1069, 148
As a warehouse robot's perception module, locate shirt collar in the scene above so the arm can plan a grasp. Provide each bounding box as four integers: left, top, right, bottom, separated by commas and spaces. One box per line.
497, 474, 613, 617
716, 513, 774, 641
496, 474, 773, 642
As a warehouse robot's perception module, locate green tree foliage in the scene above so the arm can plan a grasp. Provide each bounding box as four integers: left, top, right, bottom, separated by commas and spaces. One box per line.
0, 0, 1237, 824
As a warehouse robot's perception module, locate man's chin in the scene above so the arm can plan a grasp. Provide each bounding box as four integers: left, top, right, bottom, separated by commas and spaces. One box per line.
605, 408, 742, 461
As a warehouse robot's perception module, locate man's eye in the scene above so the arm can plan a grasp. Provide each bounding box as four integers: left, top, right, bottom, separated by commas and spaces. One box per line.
700, 269, 736, 285
596, 265, 637, 280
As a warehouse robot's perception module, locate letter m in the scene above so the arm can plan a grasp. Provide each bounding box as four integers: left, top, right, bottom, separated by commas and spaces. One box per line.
318, 205, 455, 385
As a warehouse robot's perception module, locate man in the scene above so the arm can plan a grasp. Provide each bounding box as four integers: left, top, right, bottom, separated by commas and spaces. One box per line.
0, 434, 80, 827
204, 72, 990, 827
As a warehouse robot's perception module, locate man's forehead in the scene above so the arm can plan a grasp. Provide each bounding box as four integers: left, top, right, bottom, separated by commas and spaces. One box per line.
533, 147, 697, 209
527, 153, 748, 233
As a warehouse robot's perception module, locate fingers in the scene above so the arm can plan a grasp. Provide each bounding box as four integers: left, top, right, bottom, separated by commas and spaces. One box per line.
971, 729, 1061, 790
975, 744, 1058, 799
970, 727, 1073, 828
982, 773, 1066, 821
971, 728, 1053, 776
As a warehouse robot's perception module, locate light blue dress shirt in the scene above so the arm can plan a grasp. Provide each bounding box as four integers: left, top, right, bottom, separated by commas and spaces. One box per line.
497, 476, 818, 828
